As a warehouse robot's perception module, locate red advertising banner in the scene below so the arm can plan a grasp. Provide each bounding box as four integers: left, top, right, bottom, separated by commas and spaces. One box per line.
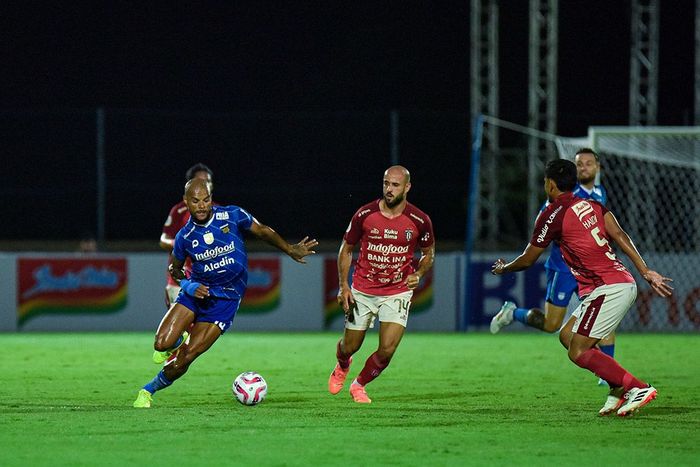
239, 258, 281, 313
17, 258, 128, 326
323, 257, 433, 328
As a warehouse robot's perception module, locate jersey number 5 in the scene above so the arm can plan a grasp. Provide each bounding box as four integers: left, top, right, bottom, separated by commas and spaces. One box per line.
591, 227, 617, 261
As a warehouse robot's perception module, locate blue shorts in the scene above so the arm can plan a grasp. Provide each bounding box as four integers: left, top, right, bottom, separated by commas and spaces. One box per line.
544, 268, 578, 307
175, 292, 241, 333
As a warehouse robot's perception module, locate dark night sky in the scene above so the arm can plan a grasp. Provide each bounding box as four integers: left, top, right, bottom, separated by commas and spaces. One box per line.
0, 1, 697, 244
2, 1, 696, 135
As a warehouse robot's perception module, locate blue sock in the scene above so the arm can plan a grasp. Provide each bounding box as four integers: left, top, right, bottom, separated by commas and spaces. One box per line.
143, 370, 173, 394
599, 344, 615, 359
170, 334, 184, 350
513, 308, 529, 324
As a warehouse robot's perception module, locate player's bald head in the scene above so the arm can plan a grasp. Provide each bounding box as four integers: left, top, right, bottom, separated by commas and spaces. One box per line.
385, 165, 410, 184
184, 177, 211, 197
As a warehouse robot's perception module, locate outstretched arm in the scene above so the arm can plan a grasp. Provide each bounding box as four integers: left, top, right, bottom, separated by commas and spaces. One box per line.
249, 218, 318, 263
491, 243, 546, 275
604, 211, 673, 297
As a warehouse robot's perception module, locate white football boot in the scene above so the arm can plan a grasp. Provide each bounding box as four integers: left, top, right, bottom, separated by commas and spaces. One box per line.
490, 301, 516, 334
617, 386, 657, 417
598, 394, 624, 416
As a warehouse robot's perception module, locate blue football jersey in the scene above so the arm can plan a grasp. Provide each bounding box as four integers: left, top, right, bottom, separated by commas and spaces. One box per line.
173, 205, 254, 299
543, 183, 607, 272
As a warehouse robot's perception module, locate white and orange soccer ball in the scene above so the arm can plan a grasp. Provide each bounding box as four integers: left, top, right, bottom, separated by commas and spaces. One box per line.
232, 371, 268, 406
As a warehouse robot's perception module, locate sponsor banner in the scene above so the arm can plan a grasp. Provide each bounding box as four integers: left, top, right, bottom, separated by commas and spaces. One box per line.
620, 254, 700, 331
322, 257, 433, 328
17, 258, 128, 327
239, 258, 281, 313
468, 253, 700, 331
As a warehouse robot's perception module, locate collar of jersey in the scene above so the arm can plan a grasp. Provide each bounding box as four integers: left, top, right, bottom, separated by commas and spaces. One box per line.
192, 213, 215, 228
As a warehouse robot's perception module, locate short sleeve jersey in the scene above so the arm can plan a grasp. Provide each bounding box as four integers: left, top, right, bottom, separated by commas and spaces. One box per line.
344, 200, 434, 296
530, 192, 634, 297
545, 183, 608, 272
162, 201, 193, 286
172, 205, 254, 300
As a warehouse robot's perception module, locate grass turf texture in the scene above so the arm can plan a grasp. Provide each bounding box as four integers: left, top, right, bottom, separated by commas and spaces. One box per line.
1, 332, 698, 466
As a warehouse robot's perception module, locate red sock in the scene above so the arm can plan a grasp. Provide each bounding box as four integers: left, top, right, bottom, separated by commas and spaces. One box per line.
574, 348, 646, 391
336, 340, 352, 370
356, 352, 390, 386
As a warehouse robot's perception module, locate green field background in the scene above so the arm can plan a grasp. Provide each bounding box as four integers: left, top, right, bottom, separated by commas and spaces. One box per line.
1, 332, 698, 466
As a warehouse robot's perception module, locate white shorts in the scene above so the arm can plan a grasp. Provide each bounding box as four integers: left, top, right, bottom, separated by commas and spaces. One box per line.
572, 283, 637, 339
345, 287, 413, 331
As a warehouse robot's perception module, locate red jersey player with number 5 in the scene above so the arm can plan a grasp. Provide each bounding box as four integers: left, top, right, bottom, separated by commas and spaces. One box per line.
328, 165, 435, 404
491, 159, 673, 416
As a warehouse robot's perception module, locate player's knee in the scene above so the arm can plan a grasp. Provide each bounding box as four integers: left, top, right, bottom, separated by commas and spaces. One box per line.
342, 340, 361, 355
154, 335, 174, 352
558, 331, 570, 349
567, 343, 589, 363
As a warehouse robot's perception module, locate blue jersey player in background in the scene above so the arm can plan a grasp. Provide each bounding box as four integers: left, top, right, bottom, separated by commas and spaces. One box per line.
490, 149, 618, 386
134, 178, 318, 408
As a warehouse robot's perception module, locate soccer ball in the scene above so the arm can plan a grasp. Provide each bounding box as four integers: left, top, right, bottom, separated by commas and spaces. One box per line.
232, 371, 268, 406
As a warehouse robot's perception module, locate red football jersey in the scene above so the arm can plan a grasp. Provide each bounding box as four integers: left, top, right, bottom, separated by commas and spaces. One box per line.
344, 200, 434, 295
162, 200, 193, 286
530, 192, 634, 297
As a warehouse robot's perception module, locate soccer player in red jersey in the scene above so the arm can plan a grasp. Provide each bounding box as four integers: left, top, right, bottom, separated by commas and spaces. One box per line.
491, 159, 673, 416
328, 165, 435, 403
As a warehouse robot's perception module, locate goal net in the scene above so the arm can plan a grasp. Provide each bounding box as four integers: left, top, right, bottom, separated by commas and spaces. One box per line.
468, 117, 700, 332
556, 127, 700, 332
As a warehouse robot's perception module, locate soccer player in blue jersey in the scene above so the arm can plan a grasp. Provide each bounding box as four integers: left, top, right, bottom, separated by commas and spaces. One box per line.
133, 178, 318, 408
490, 149, 618, 384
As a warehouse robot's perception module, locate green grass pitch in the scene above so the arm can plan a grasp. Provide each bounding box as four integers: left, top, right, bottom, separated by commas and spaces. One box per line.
1, 332, 698, 466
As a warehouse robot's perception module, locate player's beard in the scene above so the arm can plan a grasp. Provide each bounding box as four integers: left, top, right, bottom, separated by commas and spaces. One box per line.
193, 209, 212, 224
578, 174, 596, 185
384, 192, 404, 208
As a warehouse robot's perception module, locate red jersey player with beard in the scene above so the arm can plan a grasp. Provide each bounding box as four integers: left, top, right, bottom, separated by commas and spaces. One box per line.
328, 165, 435, 403
491, 159, 673, 417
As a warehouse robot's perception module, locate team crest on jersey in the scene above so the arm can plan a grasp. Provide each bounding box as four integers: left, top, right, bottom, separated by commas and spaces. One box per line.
405, 229, 413, 241
215, 211, 230, 220
572, 200, 594, 221
220, 224, 230, 234
203, 232, 215, 245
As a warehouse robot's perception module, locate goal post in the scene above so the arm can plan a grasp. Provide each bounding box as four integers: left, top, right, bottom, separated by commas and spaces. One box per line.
557, 126, 700, 331
466, 116, 700, 331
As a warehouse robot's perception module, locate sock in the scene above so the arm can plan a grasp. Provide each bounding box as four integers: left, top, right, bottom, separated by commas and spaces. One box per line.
599, 343, 615, 359
513, 308, 529, 324
143, 370, 173, 394
574, 348, 646, 391
356, 352, 390, 386
336, 341, 352, 370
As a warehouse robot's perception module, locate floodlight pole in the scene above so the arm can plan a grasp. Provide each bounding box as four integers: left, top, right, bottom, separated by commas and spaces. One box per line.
96, 107, 106, 250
